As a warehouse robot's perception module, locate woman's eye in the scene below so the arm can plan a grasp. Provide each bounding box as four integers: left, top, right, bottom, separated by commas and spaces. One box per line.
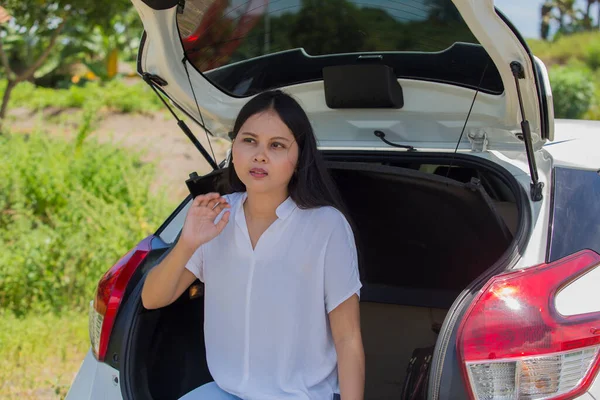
272, 142, 285, 149
243, 138, 255, 144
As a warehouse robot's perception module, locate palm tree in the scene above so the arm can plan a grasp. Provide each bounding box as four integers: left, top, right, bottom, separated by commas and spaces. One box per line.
540, 0, 582, 39
541, 2, 554, 39
582, 0, 599, 29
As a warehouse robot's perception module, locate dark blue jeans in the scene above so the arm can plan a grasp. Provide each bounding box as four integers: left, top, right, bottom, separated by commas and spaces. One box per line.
179, 381, 341, 399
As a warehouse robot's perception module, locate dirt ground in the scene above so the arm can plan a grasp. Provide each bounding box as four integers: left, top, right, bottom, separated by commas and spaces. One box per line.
7, 107, 230, 202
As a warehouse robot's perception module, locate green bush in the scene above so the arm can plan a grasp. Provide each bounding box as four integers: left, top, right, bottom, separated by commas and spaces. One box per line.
583, 75, 600, 120
549, 65, 596, 119
528, 32, 600, 69
585, 40, 600, 71
0, 132, 174, 315
2, 78, 163, 114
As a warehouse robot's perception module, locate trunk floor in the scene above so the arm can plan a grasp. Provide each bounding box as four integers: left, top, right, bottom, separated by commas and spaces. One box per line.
360, 302, 448, 400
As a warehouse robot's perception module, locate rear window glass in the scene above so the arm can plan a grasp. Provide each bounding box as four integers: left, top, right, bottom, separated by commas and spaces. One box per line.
548, 167, 600, 262
176, 0, 503, 97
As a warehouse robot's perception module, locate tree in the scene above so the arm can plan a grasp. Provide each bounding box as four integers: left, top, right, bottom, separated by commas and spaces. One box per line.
582, 0, 600, 29
540, 0, 600, 40
289, 0, 367, 55
0, 0, 130, 125
426, 0, 463, 22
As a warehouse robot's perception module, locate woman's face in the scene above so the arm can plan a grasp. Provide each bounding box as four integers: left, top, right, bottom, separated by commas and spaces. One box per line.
231, 109, 299, 196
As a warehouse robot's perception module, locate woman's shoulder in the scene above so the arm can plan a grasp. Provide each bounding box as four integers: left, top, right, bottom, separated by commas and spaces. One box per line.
301, 204, 350, 228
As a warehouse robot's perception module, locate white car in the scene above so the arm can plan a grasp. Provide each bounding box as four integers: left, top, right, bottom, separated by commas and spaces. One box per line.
66, 0, 600, 399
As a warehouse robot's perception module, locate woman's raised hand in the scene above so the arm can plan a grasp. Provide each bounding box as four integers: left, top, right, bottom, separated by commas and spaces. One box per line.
180, 193, 231, 252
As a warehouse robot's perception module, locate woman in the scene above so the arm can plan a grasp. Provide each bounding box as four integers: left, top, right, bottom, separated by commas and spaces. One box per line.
141, 90, 365, 400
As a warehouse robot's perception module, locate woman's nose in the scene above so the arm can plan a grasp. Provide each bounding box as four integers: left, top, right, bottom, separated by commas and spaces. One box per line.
253, 147, 268, 163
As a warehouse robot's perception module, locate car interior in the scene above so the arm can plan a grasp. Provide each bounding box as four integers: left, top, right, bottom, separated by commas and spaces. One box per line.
125, 161, 519, 400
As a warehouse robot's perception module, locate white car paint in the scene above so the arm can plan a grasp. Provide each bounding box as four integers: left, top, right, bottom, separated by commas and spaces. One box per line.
65, 349, 122, 400
544, 119, 600, 170
556, 264, 600, 317
132, 0, 551, 147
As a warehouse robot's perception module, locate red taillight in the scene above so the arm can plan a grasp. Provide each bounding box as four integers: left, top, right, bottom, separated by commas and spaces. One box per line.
89, 235, 153, 361
458, 250, 600, 400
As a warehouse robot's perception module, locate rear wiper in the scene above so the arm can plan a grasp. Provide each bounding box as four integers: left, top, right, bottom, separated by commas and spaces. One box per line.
374, 130, 416, 151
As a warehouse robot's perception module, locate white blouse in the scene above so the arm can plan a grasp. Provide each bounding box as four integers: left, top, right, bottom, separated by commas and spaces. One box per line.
185, 191, 362, 400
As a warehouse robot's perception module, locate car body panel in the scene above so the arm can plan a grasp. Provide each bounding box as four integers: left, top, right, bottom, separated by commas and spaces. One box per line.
585, 372, 600, 399
556, 264, 600, 317
132, 0, 552, 149
65, 349, 123, 400
544, 119, 600, 170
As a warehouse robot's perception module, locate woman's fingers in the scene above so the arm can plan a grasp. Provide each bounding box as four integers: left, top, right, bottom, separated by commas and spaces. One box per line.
194, 193, 221, 208
211, 201, 230, 214
215, 211, 231, 233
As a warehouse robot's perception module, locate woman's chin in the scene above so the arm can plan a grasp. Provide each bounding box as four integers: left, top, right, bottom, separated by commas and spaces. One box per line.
242, 179, 289, 196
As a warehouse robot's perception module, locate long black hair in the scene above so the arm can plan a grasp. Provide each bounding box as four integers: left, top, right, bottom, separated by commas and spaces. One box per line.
226, 89, 364, 281
226, 89, 347, 214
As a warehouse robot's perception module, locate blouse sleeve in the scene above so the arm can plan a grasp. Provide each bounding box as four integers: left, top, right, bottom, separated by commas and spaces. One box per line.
323, 212, 362, 314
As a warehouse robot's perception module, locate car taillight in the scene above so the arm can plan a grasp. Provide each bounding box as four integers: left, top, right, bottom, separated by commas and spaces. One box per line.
89, 235, 153, 361
458, 250, 600, 400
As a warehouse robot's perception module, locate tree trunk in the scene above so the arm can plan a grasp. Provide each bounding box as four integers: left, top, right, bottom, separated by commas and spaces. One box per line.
0, 16, 68, 132
585, 1, 593, 28
0, 80, 16, 127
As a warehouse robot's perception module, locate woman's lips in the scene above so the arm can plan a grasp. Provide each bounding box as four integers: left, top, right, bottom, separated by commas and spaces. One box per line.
249, 168, 268, 178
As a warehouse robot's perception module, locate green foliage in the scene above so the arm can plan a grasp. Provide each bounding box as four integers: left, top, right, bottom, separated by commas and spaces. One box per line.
1, 0, 131, 83
549, 64, 596, 119
2, 0, 131, 31
527, 33, 600, 120
0, 132, 174, 315
528, 32, 600, 68
0, 78, 163, 113
583, 70, 600, 120
0, 309, 88, 399
539, 0, 600, 40
585, 39, 600, 70
289, 0, 368, 55
197, 0, 476, 69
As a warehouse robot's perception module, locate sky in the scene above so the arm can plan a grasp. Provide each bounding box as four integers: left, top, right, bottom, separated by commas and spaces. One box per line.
495, 0, 598, 39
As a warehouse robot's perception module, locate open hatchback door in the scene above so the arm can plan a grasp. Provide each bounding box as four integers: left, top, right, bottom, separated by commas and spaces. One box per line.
132, 0, 555, 200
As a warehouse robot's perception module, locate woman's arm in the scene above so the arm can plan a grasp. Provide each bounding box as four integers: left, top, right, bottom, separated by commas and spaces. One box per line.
141, 242, 198, 309
329, 294, 365, 400
141, 193, 230, 309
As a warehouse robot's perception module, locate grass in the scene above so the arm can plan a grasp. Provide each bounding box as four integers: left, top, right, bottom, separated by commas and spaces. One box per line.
527, 33, 600, 120
0, 131, 175, 315
528, 31, 600, 68
2, 77, 164, 115
0, 310, 88, 400
0, 129, 175, 397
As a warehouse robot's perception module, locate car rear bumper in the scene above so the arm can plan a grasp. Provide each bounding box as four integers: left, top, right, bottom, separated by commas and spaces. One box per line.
65, 348, 123, 400
64, 347, 600, 400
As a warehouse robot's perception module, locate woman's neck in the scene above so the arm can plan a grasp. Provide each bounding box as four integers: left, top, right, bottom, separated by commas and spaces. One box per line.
244, 189, 289, 220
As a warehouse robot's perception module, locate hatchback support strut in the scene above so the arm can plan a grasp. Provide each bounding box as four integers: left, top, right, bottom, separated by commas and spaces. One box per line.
141, 72, 220, 171
510, 61, 544, 202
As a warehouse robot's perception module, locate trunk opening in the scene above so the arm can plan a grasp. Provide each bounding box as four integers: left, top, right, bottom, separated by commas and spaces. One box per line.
121, 154, 521, 400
